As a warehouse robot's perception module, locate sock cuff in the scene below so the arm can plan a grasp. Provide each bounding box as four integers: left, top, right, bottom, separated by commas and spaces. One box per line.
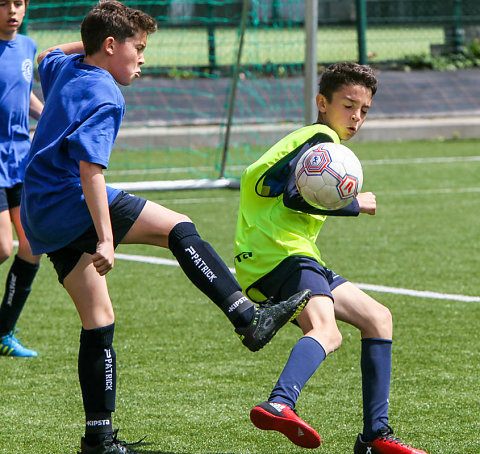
85, 413, 113, 434
13, 254, 40, 271
222, 291, 252, 314
80, 323, 115, 348
302, 336, 327, 357
361, 337, 393, 344
168, 221, 199, 250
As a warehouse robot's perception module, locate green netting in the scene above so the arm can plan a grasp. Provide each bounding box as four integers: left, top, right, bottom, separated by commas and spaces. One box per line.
24, 0, 480, 187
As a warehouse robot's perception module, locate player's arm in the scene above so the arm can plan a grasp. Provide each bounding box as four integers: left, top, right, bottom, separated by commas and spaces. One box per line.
356, 192, 376, 215
284, 172, 375, 216
29, 92, 43, 121
37, 41, 84, 65
284, 181, 360, 216
79, 160, 114, 275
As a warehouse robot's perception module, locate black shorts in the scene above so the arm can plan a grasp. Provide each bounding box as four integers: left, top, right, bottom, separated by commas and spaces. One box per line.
0, 183, 23, 212
251, 255, 347, 304
47, 191, 147, 285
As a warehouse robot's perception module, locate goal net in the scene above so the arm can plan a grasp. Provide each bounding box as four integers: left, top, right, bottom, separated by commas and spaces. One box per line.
26, 1, 368, 191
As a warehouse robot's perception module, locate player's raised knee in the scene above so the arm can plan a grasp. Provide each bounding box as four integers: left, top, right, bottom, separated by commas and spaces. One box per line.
371, 304, 393, 337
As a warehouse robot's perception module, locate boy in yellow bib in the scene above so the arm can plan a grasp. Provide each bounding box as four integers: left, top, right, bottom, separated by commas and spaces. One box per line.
234, 62, 427, 454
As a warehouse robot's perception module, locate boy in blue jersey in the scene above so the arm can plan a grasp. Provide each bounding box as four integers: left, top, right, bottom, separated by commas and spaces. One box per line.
20, 2, 308, 452
0, 0, 44, 357
235, 62, 428, 453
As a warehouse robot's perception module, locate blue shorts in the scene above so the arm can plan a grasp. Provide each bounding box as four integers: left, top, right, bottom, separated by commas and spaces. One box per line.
0, 183, 23, 212
251, 255, 347, 304
47, 191, 147, 285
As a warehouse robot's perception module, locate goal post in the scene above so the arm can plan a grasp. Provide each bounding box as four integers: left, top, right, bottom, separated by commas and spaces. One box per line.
27, 1, 317, 192
106, 0, 315, 192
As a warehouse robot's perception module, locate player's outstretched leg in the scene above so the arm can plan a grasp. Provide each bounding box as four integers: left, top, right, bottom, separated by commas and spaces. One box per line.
353, 426, 428, 454
250, 401, 321, 449
235, 289, 311, 352
165, 220, 310, 351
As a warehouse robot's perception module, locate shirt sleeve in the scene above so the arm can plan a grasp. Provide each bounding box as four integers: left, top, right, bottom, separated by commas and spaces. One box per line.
66, 103, 124, 168
283, 140, 360, 217
38, 49, 73, 101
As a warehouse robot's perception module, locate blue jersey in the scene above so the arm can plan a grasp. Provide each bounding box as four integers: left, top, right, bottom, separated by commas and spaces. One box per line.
21, 49, 125, 255
0, 34, 36, 188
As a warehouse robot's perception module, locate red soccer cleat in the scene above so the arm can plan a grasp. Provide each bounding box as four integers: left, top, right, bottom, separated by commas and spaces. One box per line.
250, 401, 321, 449
354, 426, 428, 454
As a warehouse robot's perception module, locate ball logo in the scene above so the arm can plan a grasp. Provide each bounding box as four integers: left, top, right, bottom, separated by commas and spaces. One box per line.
22, 59, 33, 83
339, 175, 359, 198
302, 147, 343, 185
309, 154, 321, 166
304, 149, 330, 174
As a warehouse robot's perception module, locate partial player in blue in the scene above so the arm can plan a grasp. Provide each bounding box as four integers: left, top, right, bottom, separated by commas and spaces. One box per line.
0, 0, 44, 357
20, 2, 309, 453
235, 62, 428, 453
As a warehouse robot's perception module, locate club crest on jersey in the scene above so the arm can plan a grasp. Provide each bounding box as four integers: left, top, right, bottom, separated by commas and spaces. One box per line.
22, 59, 33, 82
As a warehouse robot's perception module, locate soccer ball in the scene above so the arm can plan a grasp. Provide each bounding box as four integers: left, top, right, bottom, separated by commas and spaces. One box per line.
295, 142, 363, 210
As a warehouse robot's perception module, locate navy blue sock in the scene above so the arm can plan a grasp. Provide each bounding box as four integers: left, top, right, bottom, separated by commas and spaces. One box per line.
79, 323, 116, 444
168, 222, 254, 328
361, 338, 392, 441
269, 336, 326, 409
0, 255, 39, 336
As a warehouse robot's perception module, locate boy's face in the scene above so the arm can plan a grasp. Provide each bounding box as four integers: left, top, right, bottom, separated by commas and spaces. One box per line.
316, 84, 372, 141
107, 30, 147, 86
0, 0, 26, 40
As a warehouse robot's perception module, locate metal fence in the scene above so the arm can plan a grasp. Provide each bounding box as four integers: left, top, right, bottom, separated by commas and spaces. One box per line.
23, 0, 480, 68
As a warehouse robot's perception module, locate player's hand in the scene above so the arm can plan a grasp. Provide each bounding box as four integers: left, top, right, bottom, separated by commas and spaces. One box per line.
92, 240, 115, 275
357, 192, 376, 215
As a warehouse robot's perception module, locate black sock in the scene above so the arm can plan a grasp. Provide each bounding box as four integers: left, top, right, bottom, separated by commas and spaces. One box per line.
168, 222, 254, 328
0, 255, 39, 337
79, 324, 116, 443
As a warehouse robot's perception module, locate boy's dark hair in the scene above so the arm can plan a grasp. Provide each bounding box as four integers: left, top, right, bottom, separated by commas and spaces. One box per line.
81, 1, 157, 56
319, 62, 377, 101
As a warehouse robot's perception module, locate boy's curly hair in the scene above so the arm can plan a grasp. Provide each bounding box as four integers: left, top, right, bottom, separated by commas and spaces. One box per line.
81, 1, 157, 56
319, 62, 377, 101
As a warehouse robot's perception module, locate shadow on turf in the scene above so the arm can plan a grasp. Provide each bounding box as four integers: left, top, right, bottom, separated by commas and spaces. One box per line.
135, 445, 255, 454
134, 442, 253, 454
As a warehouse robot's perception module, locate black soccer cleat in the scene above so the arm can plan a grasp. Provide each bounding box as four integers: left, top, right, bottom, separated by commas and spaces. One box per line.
78, 429, 144, 454
235, 289, 311, 352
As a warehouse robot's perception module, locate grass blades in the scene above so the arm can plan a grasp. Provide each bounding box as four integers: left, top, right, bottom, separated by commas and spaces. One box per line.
0, 138, 479, 453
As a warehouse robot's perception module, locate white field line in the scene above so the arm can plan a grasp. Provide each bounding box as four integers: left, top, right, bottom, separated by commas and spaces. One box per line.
150, 196, 235, 204
113, 252, 480, 303
145, 183, 480, 205
105, 165, 245, 176
354, 283, 480, 303
376, 186, 480, 196
104, 155, 480, 176
149, 186, 480, 203
12, 241, 477, 302
362, 156, 480, 165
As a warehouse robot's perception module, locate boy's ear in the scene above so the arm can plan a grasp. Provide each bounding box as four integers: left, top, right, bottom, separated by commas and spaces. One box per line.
103, 37, 116, 56
316, 93, 327, 114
